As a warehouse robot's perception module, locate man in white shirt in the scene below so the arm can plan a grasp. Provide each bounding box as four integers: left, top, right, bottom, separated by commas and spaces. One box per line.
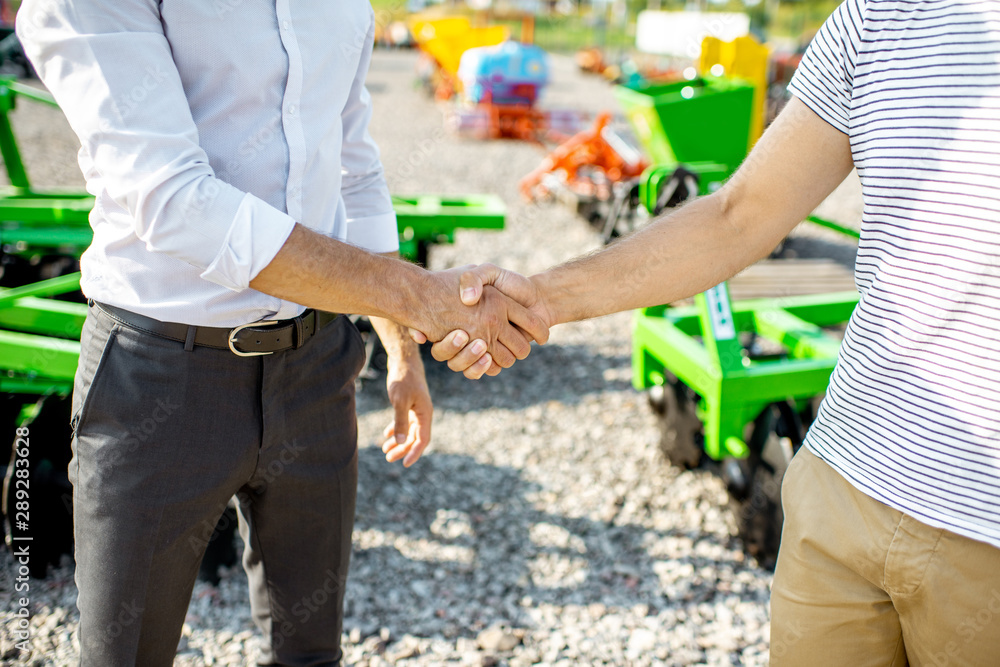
431, 0, 1000, 662
17, 2, 546, 665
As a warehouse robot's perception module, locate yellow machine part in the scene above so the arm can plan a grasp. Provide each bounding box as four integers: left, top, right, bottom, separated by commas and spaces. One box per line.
423, 25, 509, 78
699, 35, 770, 148
409, 16, 472, 47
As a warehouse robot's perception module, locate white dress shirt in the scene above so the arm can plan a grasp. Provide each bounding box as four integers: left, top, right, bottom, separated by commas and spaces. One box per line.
17, 0, 399, 326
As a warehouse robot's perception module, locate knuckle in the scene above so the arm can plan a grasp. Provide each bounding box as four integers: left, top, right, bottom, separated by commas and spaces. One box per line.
494, 350, 515, 368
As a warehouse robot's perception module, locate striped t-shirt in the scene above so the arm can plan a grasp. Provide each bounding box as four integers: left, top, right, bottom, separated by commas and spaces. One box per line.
789, 0, 1000, 549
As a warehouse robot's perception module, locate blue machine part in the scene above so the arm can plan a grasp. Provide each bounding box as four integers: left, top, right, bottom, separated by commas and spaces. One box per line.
458, 41, 549, 106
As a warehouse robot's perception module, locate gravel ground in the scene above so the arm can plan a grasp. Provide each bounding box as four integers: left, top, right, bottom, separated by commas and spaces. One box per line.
0, 50, 860, 665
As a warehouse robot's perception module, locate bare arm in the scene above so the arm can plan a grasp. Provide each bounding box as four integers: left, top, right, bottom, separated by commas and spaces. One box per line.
249, 224, 549, 368
369, 252, 434, 467
432, 98, 855, 374
536, 98, 855, 323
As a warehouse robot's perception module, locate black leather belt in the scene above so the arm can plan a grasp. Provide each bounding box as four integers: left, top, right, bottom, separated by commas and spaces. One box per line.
93, 301, 340, 356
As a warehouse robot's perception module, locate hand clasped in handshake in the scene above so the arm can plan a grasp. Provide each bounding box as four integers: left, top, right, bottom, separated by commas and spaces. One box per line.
412, 264, 555, 379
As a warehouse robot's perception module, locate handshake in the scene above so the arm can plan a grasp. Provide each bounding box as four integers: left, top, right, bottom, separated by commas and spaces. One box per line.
410, 263, 557, 380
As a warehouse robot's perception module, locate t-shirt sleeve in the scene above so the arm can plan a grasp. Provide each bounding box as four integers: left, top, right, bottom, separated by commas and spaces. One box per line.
788, 0, 867, 135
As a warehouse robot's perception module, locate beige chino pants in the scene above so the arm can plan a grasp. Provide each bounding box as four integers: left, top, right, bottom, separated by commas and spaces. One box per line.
771, 448, 1000, 666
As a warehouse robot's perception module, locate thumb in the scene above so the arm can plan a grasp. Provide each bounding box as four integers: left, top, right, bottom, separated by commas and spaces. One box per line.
460, 263, 501, 306
393, 400, 410, 444
409, 328, 428, 344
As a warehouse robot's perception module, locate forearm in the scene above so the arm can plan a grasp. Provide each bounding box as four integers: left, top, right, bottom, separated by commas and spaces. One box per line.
533, 190, 774, 325
370, 253, 425, 364
372, 315, 423, 358
532, 98, 854, 325
250, 223, 429, 328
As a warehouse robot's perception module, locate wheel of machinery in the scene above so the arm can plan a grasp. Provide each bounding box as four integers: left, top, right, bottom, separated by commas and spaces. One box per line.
600, 180, 645, 244
727, 400, 813, 570
653, 374, 704, 470
652, 166, 699, 216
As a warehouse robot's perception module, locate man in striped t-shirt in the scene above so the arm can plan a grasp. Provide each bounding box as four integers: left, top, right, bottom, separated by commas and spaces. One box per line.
430, 0, 1000, 661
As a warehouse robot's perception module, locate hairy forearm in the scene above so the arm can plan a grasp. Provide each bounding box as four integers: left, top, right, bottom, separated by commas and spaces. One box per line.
370, 253, 424, 364
250, 224, 547, 363
250, 223, 428, 327
372, 315, 424, 370
533, 190, 779, 325
532, 98, 855, 326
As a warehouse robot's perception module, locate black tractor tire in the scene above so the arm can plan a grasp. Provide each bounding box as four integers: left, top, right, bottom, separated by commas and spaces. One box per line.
654, 376, 704, 470
728, 401, 809, 570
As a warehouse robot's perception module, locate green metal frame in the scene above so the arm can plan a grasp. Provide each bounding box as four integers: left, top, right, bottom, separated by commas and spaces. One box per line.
632, 288, 858, 459
0, 193, 506, 265
638, 162, 731, 202
619, 70, 864, 461
393, 193, 505, 262
0, 273, 84, 395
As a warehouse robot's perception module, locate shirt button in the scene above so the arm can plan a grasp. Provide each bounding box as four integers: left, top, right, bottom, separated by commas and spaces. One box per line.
282, 20, 290, 30
287, 105, 296, 115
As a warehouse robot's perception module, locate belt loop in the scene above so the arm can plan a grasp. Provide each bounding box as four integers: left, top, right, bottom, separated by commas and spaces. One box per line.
294, 312, 306, 349
184, 326, 197, 352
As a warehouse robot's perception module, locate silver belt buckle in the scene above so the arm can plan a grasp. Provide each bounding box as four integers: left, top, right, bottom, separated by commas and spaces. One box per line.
228, 319, 280, 357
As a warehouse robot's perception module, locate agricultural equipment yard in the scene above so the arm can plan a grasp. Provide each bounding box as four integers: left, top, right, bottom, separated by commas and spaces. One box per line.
0, 49, 861, 666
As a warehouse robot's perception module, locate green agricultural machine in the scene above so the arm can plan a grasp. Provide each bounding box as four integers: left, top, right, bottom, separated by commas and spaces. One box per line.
632, 279, 858, 569
592, 75, 757, 243
0, 76, 507, 576
617, 72, 863, 568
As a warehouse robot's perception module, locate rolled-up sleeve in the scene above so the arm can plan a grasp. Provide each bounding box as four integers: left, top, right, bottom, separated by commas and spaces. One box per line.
16, 0, 296, 291
339, 12, 399, 254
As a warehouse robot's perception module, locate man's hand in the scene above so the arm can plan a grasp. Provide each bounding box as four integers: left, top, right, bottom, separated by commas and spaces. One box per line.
370, 316, 433, 467
418, 265, 555, 379
381, 351, 432, 467
412, 266, 550, 375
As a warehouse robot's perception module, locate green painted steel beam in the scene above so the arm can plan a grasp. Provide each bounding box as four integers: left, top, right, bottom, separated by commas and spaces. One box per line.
0, 197, 94, 222
0, 296, 87, 338
0, 330, 80, 381
632, 312, 718, 394
5, 79, 59, 107
695, 285, 746, 373
643, 291, 859, 328
393, 194, 505, 237
806, 215, 861, 240
0, 374, 72, 396
0, 225, 94, 249
752, 308, 843, 360
0, 273, 82, 308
